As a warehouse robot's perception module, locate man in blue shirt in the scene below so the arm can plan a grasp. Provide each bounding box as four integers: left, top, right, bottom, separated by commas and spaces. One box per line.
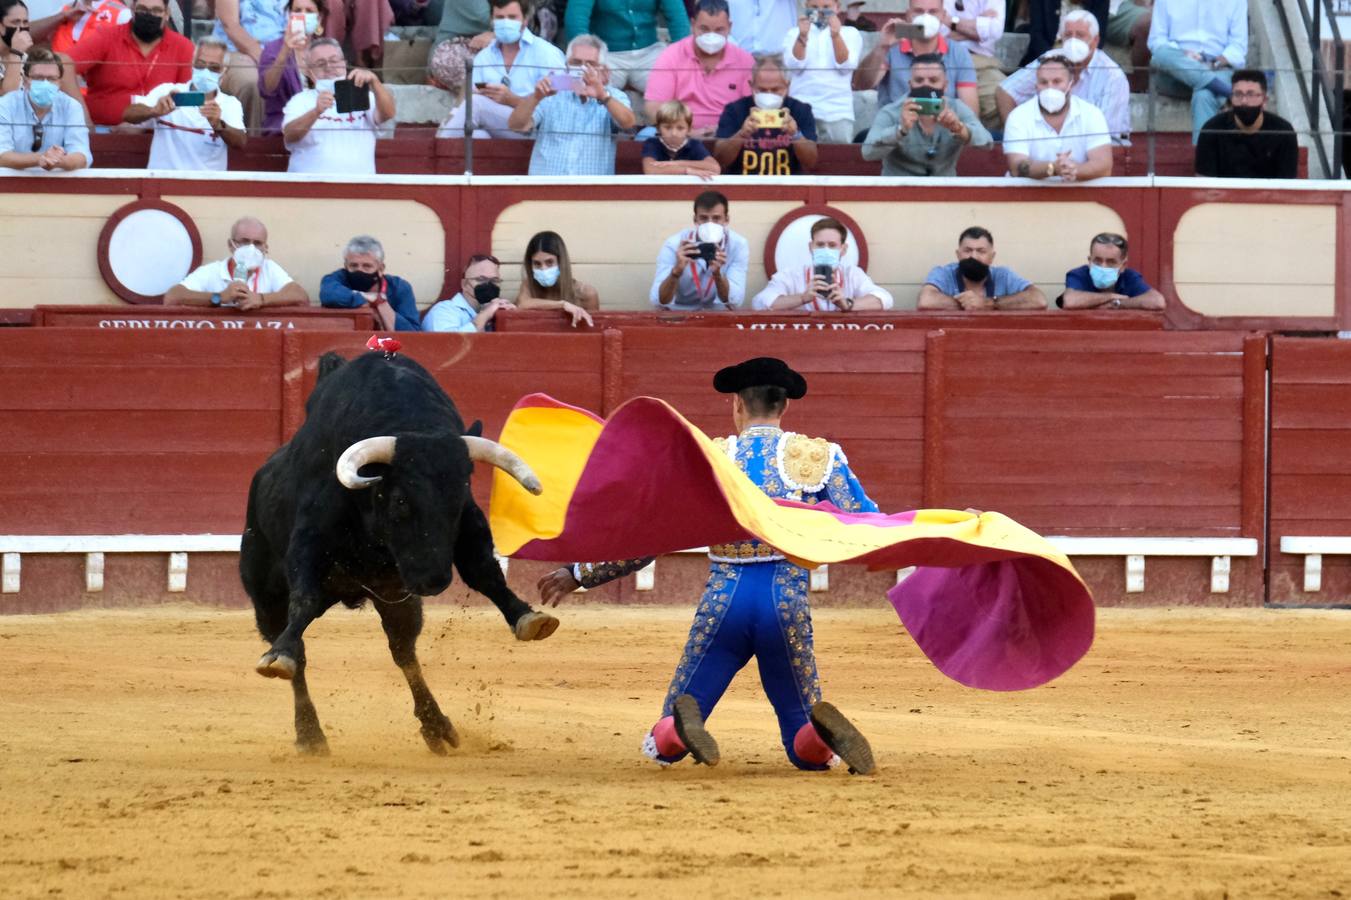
852, 0, 977, 111
1059, 232, 1166, 310
0, 49, 91, 173
918, 226, 1047, 310
1147, 0, 1247, 142
423, 254, 517, 332
319, 235, 422, 331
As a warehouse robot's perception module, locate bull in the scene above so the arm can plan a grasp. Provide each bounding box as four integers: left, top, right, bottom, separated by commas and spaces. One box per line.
239, 350, 558, 755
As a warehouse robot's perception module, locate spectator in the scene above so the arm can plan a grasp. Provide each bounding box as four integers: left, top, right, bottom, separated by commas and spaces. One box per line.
439, 0, 565, 140
862, 53, 990, 176
942, 0, 1003, 130
1195, 69, 1297, 180
1003, 54, 1112, 182
996, 10, 1129, 144
642, 99, 719, 177
843, 0, 876, 32
123, 38, 246, 170
918, 226, 1046, 310
1021, 0, 1106, 65
427, 0, 490, 95
752, 216, 894, 312
423, 253, 516, 332
782, 0, 860, 143
507, 34, 636, 175
563, 0, 689, 98
165, 216, 310, 309
645, 0, 753, 136
65, 0, 192, 126
728, 0, 794, 54
324, 0, 393, 70
651, 190, 748, 310
1103, 0, 1152, 91
210, 0, 287, 135
1, 0, 34, 93
1147, 0, 1246, 143
0, 47, 90, 170
516, 231, 598, 326
257, 0, 325, 135
1059, 232, 1165, 310
714, 53, 817, 175
320, 235, 421, 331
853, 0, 976, 112
281, 38, 394, 174
48, 0, 132, 59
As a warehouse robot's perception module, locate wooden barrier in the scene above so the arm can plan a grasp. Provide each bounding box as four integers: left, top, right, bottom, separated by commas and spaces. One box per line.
32, 305, 376, 331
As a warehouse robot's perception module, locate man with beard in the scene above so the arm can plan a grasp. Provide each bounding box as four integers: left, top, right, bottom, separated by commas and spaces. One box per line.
917, 226, 1046, 311
1002, 53, 1113, 183
1195, 69, 1297, 179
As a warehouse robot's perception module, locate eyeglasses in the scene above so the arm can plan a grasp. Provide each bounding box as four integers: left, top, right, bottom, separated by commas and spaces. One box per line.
30, 122, 43, 153
1231, 90, 1265, 101
466, 276, 503, 286
230, 238, 266, 248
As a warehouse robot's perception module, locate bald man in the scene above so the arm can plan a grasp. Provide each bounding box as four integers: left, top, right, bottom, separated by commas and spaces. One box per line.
166, 216, 310, 309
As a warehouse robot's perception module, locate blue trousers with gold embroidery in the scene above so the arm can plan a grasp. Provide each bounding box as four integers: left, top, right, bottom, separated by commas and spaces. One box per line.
654, 560, 827, 770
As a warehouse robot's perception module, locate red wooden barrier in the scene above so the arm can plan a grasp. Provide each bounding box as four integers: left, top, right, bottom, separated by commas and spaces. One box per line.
1268, 337, 1351, 605
33, 305, 375, 331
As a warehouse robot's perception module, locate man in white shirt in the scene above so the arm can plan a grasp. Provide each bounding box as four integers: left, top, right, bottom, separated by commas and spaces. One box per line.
1148, 0, 1247, 142
123, 37, 246, 171
281, 37, 395, 175
943, 0, 1004, 130
752, 217, 893, 312
423, 254, 517, 333
783, 0, 861, 143
997, 10, 1129, 144
1003, 54, 1112, 182
728, 0, 797, 55
651, 191, 749, 310
164, 216, 311, 309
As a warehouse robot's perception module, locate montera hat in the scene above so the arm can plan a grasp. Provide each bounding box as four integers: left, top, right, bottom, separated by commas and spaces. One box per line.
713, 357, 808, 399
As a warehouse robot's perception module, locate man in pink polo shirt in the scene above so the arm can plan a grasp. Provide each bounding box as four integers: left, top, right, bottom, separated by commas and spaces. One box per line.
644, 0, 752, 137
65, 0, 193, 126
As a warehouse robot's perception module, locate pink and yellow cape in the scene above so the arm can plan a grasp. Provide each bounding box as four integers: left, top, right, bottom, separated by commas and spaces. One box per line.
488, 394, 1095, 692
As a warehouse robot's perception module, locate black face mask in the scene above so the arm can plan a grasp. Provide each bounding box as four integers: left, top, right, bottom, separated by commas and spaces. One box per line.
346, 269, 380, 291
3, 25, 28, 46
1233, 105, 1262, 126
957, 256, 990, 284
472, 281, 500, 304
131, 10, 164, 41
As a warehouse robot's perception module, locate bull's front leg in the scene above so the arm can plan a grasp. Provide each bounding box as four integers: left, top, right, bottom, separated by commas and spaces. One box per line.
454, 500, 559, 642
257, 524, 336, 678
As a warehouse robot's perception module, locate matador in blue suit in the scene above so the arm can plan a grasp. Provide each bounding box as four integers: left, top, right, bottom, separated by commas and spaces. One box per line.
537, 357, 879, 774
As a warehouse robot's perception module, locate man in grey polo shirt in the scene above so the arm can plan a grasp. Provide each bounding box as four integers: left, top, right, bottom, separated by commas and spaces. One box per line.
862, 54, 990, 177
917, 226, 1047, 310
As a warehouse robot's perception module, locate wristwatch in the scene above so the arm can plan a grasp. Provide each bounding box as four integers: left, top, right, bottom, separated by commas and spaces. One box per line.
210, 292, 222, 307
951, 16, 963, 30
1111, 298, 1122, 309
843, 297, 855, 311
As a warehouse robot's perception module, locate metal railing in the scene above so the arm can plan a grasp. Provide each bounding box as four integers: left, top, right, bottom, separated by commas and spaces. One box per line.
1274, 0, 1346, 176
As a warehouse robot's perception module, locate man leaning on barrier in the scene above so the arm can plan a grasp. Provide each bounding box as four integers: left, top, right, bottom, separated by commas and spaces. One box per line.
165, 217, 310, 311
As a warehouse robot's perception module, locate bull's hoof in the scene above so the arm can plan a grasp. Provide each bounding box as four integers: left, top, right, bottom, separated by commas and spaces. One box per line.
255, 652, 297, 680
513, 611, 560, 642
420, 715, 460, 756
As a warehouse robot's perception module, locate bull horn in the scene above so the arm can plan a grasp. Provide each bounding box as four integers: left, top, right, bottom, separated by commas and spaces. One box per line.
336, 436, 397, 489
462, 436, 543, 495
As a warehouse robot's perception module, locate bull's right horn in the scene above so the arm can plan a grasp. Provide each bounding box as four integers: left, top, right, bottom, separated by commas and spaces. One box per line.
462, 436, 543, 495
336, 436, 397, 489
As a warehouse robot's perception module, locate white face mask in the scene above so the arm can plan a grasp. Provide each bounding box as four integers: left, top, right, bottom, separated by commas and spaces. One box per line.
694, 31, 727, 54
912, 13, 941, 40
1061, 37, 1091, 64
753, 91, 784, 110
232, 243, 265, 273
1038, 87, 1067, 113
695, 222, 726, 244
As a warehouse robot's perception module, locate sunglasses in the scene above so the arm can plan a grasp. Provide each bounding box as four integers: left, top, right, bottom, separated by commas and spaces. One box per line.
30, 122, 43, 153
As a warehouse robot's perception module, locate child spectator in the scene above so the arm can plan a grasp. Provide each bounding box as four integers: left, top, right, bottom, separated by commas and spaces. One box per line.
642, 99, 719, 179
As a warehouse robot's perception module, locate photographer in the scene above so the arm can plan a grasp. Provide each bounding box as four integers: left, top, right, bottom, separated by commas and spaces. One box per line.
782, 0, 860, 143
862, 54, 988, 177
280, 37, 394, 175
714, 54, 817, 175
751, 216, 893, 312
650, 191, 748, 310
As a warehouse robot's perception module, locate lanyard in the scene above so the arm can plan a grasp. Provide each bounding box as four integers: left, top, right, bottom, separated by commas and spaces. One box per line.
802, 264, 845, 311
685, 229, 725, 303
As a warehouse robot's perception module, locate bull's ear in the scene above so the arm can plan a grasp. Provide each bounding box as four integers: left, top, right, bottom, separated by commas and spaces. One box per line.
465, 420, 483, 437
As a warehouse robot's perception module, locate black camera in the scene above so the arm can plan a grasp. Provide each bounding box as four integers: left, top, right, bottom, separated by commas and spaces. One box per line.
813, 263, 835, 297
697, 241, 718, 262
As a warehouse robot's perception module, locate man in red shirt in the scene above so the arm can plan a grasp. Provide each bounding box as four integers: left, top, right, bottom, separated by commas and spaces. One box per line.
63, 0, 191, 126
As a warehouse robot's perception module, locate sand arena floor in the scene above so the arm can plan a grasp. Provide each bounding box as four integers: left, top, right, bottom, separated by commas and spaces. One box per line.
1, 603, 1350, 899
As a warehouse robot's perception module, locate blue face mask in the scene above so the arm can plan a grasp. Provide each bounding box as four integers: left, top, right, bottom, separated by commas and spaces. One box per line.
493, 18, 523, 44
811, 246, 841, 268
191, 66, 222, 94
1089, 263, 1120, 290
27, 79, 58, 108
315, 77, 337, 94
533, 265, 560, 288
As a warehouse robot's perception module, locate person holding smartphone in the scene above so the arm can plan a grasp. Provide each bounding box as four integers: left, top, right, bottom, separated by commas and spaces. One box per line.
123, 37, 247, 171
751, 217, 893, 312
257, 0, 326, 135
281, 36, 395, 174
862, 54, 988, 177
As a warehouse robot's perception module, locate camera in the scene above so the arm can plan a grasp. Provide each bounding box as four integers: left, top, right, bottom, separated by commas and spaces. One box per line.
697, 242, 719, 262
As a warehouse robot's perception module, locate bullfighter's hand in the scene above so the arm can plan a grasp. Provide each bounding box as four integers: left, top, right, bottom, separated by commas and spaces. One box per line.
537, 567, 580, 606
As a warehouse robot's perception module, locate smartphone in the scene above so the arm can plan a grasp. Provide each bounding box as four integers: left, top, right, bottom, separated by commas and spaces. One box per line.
912, 95, 943, 116
891, 22, 925, 41
333, 78, 370, 114
172, 91, 206, 107
813, 264, 835, 297
288, 11, 305, 37
550, 71, 579, 92
750, 107, 786, 129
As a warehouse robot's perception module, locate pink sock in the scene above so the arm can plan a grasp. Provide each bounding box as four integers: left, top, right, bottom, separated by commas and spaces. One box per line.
794, 722, 834, 765
652, 716, 686, 757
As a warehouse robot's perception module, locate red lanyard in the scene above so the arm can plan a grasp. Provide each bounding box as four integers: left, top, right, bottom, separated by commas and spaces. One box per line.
685, 229, 723, 302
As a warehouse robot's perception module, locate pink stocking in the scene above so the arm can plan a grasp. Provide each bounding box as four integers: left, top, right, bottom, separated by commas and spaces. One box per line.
652, 716, 686, 756
793, 722, 834, 765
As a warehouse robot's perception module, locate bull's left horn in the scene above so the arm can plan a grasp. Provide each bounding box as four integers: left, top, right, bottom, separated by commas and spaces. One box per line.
336, 436, 397, 489
463, 436, 543, 495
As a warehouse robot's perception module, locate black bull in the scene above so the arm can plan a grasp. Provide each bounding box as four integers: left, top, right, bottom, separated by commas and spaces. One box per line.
239, 351, 559, 755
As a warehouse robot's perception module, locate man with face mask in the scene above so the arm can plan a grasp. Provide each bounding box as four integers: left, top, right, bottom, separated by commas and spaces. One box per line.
0, 48, 90, 171
853, 0, 977, 113
165, 216, 310, 310
66, 0, 193, 126
122, 37, 246, 170
781, 0, 859, 143
320, 235, 421, 331
282, 37, 395, 174
918, 226, 1046, 310
714, 54, 817, 175
1195, 69, 1297, 180
862, 54, 989, 177
996, 10, 1129, 145
423, 254, 516, 332
650, 191, 749, 309
1060, 232, 1165, 310
752, 217, 893, 312
1002, 54, 1113, 182
645, 0, 753, 136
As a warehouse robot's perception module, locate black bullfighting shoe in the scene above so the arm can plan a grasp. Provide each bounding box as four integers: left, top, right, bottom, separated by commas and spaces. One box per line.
809, 701, 876, 775
672, 694, 720, 767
